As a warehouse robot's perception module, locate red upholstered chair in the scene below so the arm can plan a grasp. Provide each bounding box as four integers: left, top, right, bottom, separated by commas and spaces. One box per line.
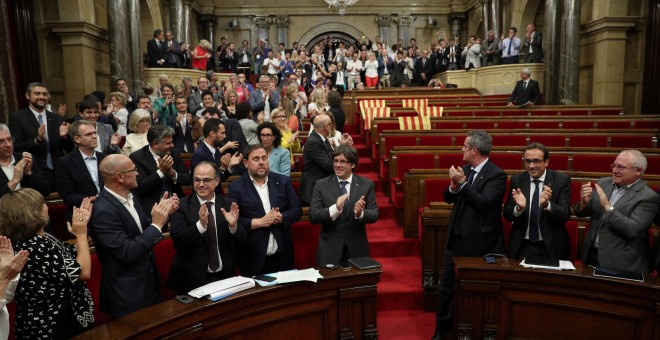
566, 221, 579, 262
437, 152, 465, 168
444, 111, 473, 116
590, 108, 621, 115
419, 178, 451, 238
570, 179, 584, 205
46, 202, 69, 240
416, 106, 444, 117
372, 121, 399, 151
501, 110, 527, 116
432, 121, 463, 129
497, 121, 526, 129
569, 135, 608, 147
503, 177, 511, 205
390, 153, 436, 208
154, 238, 177, 299
549, 154, 570, 171
419, 135, 453, 147
610, 136, 654, 149
562, 121, 594, 129
89, 253, 113, 326
560, 109, 589, 116
597, 121, 631, 129
491, 135, 527, 147
473, 110, 500, 116
571, 154, 613, 172
378, 136, 418, 180
634, 121, 660, 129
489, 153, 524, 171
528, 121, 562, 129
647, 156, 660, 176
465, 121, 495, 129
531, 135, 565, 147
292, 221, 320, 269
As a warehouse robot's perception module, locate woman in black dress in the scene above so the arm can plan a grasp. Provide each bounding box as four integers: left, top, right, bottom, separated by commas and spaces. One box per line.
0, 189, 94, 339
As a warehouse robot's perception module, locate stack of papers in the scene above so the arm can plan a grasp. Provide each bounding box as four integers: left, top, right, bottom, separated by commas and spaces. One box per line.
520, 259, 576, 271
275, 268, 324, 283
188, 276, 255, 301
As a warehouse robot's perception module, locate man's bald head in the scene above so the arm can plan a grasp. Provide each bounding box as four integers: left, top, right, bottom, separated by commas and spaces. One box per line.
313, 115, 331, 129
100, 154, 132, 182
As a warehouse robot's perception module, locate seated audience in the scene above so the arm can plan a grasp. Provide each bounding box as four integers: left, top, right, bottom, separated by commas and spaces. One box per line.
506, 68, 541, 106
1, 190, 93, 338
257, 121, 290, 176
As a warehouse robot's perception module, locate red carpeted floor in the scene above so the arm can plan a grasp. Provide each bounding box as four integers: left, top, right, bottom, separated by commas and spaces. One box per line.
352, 130, 436, 339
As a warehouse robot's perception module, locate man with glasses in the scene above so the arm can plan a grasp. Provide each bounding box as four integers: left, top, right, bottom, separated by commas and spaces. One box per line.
188, 76, 210, 114
0, 124, 49, 198
167, 161, 247, 294
503, 143, 572, 260
130, 125, 192, 214
227, 144, 302, 276
574, 150, 659, 273
309, 146, 378, 267
434, 130, 506, 340
91, 154, 179, 318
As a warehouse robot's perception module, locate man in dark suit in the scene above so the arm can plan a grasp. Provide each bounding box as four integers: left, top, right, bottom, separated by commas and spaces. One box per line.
9, 82, 73, 188
434, 130, 507, 340
190, 118, 243, 180
57, 120, 107, 222
506, 68, 541, 106
524, 24, 544, 63
430, 40, 449, 77
76, 99, 121, 154
503, 143, 572, 260
0, 124, 50, 198
167, 161, 247, 294
165, 95, 194, 153
414, 50, 434, 86
164, 30, 183, 68
309, 146, 379, 266
130, 125, 192, 214
187, 76, 209, 115
147, 29, 167, 67
300, 115, 353, 206
221, 42, 239, 72
574, 150, 660, 274
227, 144, 302, 277
90, 154, 179, 318
249, 75, 281, 122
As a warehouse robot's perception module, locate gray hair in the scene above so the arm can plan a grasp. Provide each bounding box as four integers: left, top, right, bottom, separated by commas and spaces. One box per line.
147, 124, 175, 145
621, 150, 648, 174
466, 130, 493, 156
129, 109, 151, 132
521, 68, 531, 76
0, 124, 9, 133
26, 82, 48, 94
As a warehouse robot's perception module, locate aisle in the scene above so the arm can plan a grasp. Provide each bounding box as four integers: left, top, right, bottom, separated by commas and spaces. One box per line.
351, 130, 435, 339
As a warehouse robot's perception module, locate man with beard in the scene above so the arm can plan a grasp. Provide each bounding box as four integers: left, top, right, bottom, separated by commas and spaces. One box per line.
190, 117, 242, 182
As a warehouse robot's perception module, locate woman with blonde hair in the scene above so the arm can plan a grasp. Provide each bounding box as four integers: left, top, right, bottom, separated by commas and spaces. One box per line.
224, 89, 239, 118
1, 189, 94, 338
192, 39, 212, 71
270, 108, 300, 169
364, 52, 379, 88
307, 87, 328, 117
281, 94, 301, 132
108, 91, 129, 136
122, 108, 151, 155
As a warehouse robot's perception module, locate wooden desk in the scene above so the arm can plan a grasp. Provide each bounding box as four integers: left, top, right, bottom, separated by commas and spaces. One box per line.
452, 257, 660, 339
76, 267, 381, 339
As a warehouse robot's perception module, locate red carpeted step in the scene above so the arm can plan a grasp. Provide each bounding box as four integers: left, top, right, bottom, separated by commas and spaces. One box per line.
358, 156, 374, 170
367, 220, 420, 257
377, 310, 435, 340
355, 171, 384, 195
375, 255, 424, 311
354, 143, 370, 158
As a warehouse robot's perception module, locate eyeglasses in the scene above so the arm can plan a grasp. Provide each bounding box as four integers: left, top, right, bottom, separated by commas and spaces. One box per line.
260, 133, 274, 138
116, 168, 138, 174
523, 158, 545, 165
610, 163, 638, 171
0, 137, 14, 146
193, 177, 218, 184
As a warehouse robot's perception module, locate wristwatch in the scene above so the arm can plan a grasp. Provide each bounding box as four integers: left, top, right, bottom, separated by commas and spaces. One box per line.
606, 205, 615, 213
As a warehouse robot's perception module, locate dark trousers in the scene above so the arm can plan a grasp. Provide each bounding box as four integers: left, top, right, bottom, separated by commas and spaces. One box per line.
518, 239, 549, 259
501, 56, 519, 64
586, 246, 600, 267
435, 237, 467, 334
260, 253, 283, 275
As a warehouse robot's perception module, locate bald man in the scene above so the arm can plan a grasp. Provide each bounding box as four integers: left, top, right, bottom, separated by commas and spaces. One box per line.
90, 154, 179, 318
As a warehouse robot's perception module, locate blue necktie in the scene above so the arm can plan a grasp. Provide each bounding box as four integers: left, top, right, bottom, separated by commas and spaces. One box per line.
529, 180, 541, 242
508, 39, 512, 55
340, 181, 349, 195
38, 114, 53, 169
466, 169, 476, 186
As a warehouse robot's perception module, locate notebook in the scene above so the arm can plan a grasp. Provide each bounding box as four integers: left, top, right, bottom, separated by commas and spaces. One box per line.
348, 257, 382, 270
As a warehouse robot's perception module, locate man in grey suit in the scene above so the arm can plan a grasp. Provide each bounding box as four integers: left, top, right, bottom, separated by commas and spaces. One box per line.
249, 75, 281, 122
309, 146, 379, 266
574, 150, 660, 273
77, 99, 121, 155
482, 30, 501, 66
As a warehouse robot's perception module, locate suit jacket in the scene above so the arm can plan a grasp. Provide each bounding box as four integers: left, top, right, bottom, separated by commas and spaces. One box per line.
508, 79, 541, 105
97, 122, 120, 154
147, 38, 167, 67
300, 131, 334, 204
90, 188, 163, 318
503, 169, 572, 259
248, 90, 281, 116
481, 37, 501, 65
237, 46, 252, 66
223, 118, 249, 158
56, 149, 106, 221
0, 152, 50, 198
414, 57, 433, 84
462, 44, 482, 69
430, 48, 448, 74
575, 177, 660, 273
164, 39, 183, 67
187, 89, 203, 116
268, 146, 291, 176
130, 145, 192, 214
524, 31, 544, 63
221, 50, 239, 72
376, 55, 394, 79
444, 160, 507, 256
190, 142, 232, 183
167, 193, 247, 294
9, 108, 73, 171
309, 174, 379, 265
166, 114, 195, 153
227, 171, 302, 276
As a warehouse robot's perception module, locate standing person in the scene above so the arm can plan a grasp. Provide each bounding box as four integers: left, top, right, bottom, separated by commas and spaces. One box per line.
499, 27, 521, 64
363, 52, 379, 88
191, 39, 213, 71
482, 30, 501, 66
574, 150, 660, 273
190, 117, 242, 180
90, 154, 179, 318
164, 30, 183, 68
221, 43, 239, 72
506, 68, 541, 106
0, 124, 50, 198
237, 39, 252, 78
433, 130, 506, 340
249, 75, 281, 122
524, 23, 544, 63
9, 82, 73, 188
326, 91, 345, 133
462, 36, 482, 70
2, 191, 94, 338
252, 39, 269, 75
166, 95, 194, 153
377, 48, 393, 87
390, 51, 407, 87
272, 106, 301, 171
309, 146, 378, 266
414, 50, 433, 85
227, 145, 302, 276
115, 78, 138, 113
107, 92, 129, 137
346, 53, 363, 90
503, 143, 572, 260
153, 83, 176, 125
147, 29, 167, 67
167, 161, 247, 295
446, 37, 461, 70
